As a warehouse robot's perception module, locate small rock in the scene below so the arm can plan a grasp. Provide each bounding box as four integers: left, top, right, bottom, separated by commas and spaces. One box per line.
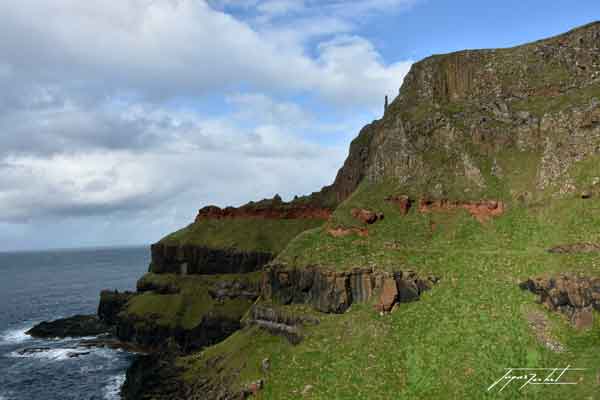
67, 351, 91, 358
261, 357, 271, 372
375, 277, 398, 313
301, 385, 313, 395
247, 379, 264, 395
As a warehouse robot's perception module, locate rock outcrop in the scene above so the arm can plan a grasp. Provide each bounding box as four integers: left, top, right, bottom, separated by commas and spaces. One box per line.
26, 315, 110, 339
208, 280, 260, 302
385, 195, 412, 214
321, 22, 600, 200
520, 274, 600, 330
243, 305, 320, 344
326, 226, 369, 237
263, 266, 438, 314
418, 199, 505, 222
150, 243, 273, 275
547, 242, 600, 254
350, 208, 384, 224
195, 203, 331, 222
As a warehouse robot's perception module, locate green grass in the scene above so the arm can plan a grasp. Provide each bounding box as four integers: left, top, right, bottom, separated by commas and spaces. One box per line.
160, 218, 325, 254
125, 272, 262, 329
174, 194, 600, 399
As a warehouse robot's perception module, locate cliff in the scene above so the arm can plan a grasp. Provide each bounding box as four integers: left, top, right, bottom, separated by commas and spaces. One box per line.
107, 22, 600, 399
329, 21, 600, 202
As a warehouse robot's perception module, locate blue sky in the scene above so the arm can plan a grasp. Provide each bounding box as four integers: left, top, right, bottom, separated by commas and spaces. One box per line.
0, 0, 598, 251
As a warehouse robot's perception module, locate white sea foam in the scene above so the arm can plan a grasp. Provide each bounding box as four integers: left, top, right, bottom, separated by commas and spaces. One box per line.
0, 327, 31, 345
10, 347, 92, 361
103, 374, 126, 400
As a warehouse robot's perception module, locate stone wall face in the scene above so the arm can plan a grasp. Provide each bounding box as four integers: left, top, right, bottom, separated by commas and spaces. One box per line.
150, 243, 273, 275
263, 265, 438, 314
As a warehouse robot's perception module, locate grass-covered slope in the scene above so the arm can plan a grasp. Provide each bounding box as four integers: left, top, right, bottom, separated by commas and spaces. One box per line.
125, 22, 600, 399
124, 272, 261, 330
160, 218, 325, 254
176, 194, 600, 399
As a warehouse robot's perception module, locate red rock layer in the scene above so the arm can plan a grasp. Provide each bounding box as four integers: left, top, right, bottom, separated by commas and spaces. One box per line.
195, 204, 332, 222
418, 199, 504, 223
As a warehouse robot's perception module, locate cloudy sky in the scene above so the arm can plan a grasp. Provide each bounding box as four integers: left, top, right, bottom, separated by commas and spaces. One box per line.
0, 0, 598, 251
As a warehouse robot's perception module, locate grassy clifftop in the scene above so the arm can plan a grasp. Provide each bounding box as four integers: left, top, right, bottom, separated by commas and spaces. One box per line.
176, 194, 600, 399
126, 22, 600, 399
160, 218, 325, 254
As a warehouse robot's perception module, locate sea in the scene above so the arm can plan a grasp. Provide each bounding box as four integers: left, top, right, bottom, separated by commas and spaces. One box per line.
0, 246, 150, 400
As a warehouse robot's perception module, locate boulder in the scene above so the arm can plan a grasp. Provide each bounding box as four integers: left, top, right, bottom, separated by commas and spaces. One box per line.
375, 278, 398, 312
350, 208, 384, 224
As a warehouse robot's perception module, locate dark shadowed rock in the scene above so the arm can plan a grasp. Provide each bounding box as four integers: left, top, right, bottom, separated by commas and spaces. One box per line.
520, 274, 600, 330
264, 266, 438, 314
375, 278, 398, 313
98, 290, 134, 325
150, 243, 274, 275
26, 315, 110, 339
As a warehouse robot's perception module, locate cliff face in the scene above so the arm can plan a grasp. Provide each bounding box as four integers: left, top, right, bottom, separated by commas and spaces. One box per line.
149, 243, 273, 275
328, 22, 600, 201
118, 23, 600, 400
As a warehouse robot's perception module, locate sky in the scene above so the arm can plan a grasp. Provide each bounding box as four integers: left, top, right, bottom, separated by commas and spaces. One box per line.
0, 0, 598, 251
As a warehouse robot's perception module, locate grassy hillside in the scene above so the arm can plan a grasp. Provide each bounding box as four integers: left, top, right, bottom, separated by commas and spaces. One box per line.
160, 218, 325, 254
176, 194, 600, 399
123, 272, 261, 331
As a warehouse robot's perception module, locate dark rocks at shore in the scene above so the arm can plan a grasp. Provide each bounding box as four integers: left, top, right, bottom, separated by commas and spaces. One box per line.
26, 315, 111, 339
150, 243, 273, 275
121, 351, 184, 400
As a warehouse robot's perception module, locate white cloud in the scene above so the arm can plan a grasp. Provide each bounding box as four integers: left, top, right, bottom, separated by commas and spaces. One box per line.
0, 0, 411, 107
0, 0, 416, 249
0, 97, 347, 224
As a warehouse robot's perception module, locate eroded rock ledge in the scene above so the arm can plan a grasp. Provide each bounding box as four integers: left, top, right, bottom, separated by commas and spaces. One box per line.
195, 202, 331, 222
243, 305, 320, 344
520, 274, 600, 330
547, 242, 600, 254
150, 243, 273, 275
263, 266, 438, 314
418, 199, 504, 223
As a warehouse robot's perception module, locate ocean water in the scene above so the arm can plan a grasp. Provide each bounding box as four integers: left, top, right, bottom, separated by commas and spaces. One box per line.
0, 247, 150, 400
